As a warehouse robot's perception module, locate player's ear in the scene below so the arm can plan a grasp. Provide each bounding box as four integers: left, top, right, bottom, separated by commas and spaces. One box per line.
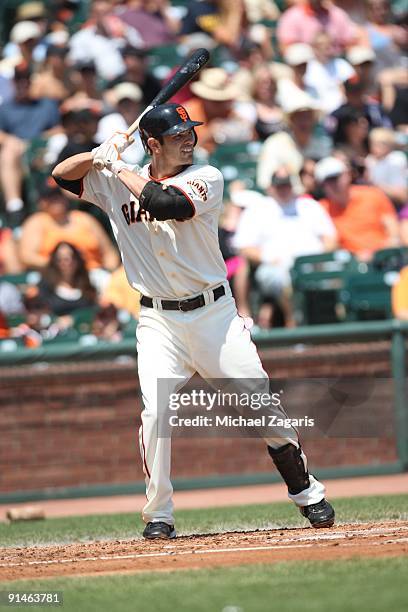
148, 137, 161, 154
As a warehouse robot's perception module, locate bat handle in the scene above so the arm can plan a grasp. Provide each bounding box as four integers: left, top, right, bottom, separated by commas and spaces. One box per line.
125, 105, 153, 138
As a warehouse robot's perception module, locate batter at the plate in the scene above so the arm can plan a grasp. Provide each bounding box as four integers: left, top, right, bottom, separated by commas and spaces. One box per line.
52, 103, 335, 540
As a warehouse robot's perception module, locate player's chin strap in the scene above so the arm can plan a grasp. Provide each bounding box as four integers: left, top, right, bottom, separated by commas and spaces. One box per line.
268, 443, 310, 495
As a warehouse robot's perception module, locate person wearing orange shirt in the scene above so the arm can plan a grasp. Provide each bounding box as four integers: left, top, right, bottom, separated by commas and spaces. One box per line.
100, 264, 140, 319
392, 266, 408, 320
315, 156, 400, 260
0, 227, 23, 274
19, 182, 119, 289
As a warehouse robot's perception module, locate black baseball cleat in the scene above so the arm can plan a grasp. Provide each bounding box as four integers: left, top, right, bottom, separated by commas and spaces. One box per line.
143, 521, 176, 540
300, 499, 335, 528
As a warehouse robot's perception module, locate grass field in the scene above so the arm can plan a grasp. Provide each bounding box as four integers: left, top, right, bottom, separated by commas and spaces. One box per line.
1, 493, 407, 612
1, 558, 407, 612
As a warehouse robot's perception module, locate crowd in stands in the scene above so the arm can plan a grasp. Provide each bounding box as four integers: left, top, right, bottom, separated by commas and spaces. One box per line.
0, 0, 407, 346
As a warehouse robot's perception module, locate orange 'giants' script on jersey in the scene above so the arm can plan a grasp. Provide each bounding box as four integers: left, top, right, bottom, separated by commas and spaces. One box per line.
176, 106, 188, 122
187, 179, 208, 201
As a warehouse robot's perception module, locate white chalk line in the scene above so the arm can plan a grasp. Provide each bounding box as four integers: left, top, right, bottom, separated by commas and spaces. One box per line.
1, 527, 407, 570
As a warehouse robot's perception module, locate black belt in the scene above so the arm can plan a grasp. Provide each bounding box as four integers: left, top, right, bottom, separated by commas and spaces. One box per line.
141, 285, 225, 312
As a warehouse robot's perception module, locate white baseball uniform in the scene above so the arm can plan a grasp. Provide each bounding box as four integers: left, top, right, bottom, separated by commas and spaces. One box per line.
81, 162, 325, 525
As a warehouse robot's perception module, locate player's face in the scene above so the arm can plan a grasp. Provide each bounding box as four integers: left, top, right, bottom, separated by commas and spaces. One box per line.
162, 129, 195, 164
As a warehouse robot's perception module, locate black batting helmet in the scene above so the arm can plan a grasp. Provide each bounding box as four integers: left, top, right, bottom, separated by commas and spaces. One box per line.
139, 103, 203, 153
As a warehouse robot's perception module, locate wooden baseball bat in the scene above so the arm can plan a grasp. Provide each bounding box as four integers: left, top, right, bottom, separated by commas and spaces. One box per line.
93, 48, 210, 170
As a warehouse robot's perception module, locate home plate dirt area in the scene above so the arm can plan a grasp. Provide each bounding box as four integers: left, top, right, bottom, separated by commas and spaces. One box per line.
1, 521, 407, 581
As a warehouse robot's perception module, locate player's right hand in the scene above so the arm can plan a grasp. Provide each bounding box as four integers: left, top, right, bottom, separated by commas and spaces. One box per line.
91, 141, 119, 169
92, 131, 134, 170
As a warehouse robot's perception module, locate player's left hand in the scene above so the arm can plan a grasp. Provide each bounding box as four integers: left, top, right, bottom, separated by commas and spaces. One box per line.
105, 160, 142, 176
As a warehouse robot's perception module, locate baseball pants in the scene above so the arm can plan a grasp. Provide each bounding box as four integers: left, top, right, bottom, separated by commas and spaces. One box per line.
136, 284, 325, 525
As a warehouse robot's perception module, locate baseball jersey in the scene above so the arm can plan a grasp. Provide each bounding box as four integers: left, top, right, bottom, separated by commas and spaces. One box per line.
81, 163, 227, 298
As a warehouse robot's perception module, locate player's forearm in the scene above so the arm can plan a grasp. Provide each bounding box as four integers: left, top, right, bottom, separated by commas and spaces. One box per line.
52, 153, 94, 180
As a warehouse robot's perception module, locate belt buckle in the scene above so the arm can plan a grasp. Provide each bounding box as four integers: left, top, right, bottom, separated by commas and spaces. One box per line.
178, 299, 191, 312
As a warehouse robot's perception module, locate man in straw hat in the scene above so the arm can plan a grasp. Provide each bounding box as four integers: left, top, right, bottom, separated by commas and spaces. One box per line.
185, 67, 255, 152
257, 88, 331, 191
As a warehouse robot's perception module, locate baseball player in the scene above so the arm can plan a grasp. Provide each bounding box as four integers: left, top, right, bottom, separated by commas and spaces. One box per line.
52, 103, 335, 540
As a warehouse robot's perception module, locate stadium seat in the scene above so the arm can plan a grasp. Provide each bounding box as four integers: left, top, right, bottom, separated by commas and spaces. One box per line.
0, 271, 41, 286
290, 251, 361, 325
339, 269, 397, 321
371, 247, 408, 273
71, 306, 99, 335
210, 142, 262, 190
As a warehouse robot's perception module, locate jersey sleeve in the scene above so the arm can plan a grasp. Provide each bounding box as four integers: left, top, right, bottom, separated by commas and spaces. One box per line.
81, 168, 115, 211
81, 165, 134, 211
171, 165, 224, 218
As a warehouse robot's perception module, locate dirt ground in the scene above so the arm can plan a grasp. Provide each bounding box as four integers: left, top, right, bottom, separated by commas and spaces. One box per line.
1, 521, 407, 582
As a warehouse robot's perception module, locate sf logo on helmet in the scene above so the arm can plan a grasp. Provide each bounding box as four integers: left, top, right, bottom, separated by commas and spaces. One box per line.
176, 106, 188, 122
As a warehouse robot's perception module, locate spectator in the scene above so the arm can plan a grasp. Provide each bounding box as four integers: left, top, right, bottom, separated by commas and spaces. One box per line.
56, 107, 100, 163
100, 264, 141, 319
234, 166, 337, 327
219, 184, 266, 318
19, 183, 119, 289
276, 0, 358, 55
0, 227, 23, 274
257, 88, 332, 191
233, 40, 292, 108
251, 64, 285, 141
0, 65, 61, 227
95, 82, 145, 165
37, 241, 97, 316
332, 107, 369, 172
30, 45, 72, 101
304, 32, 355, 114
0, 20, 43, 75
61, 60, 105, 116
0, 73, 14, 107
363, 0, 407, 72
0, 309, 9, 338
180, 0, 272, 61
329, 75, 391, 137
316, 156, 400, 260
277, 43, 319, 103
345, 45, 377, 91
0, 281, 25, 316
366, 127, 408, 207
180, 0, 246, 52
243, 0, 280, 23
400, 205, 408, 246
185, 68, 255, 153
108, 46, 161, 107
67, 0, 143, 82
91, 303, 122, 341
116, 0, 179, 49
392, 266, 408, 320
299, 158, 318, 198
